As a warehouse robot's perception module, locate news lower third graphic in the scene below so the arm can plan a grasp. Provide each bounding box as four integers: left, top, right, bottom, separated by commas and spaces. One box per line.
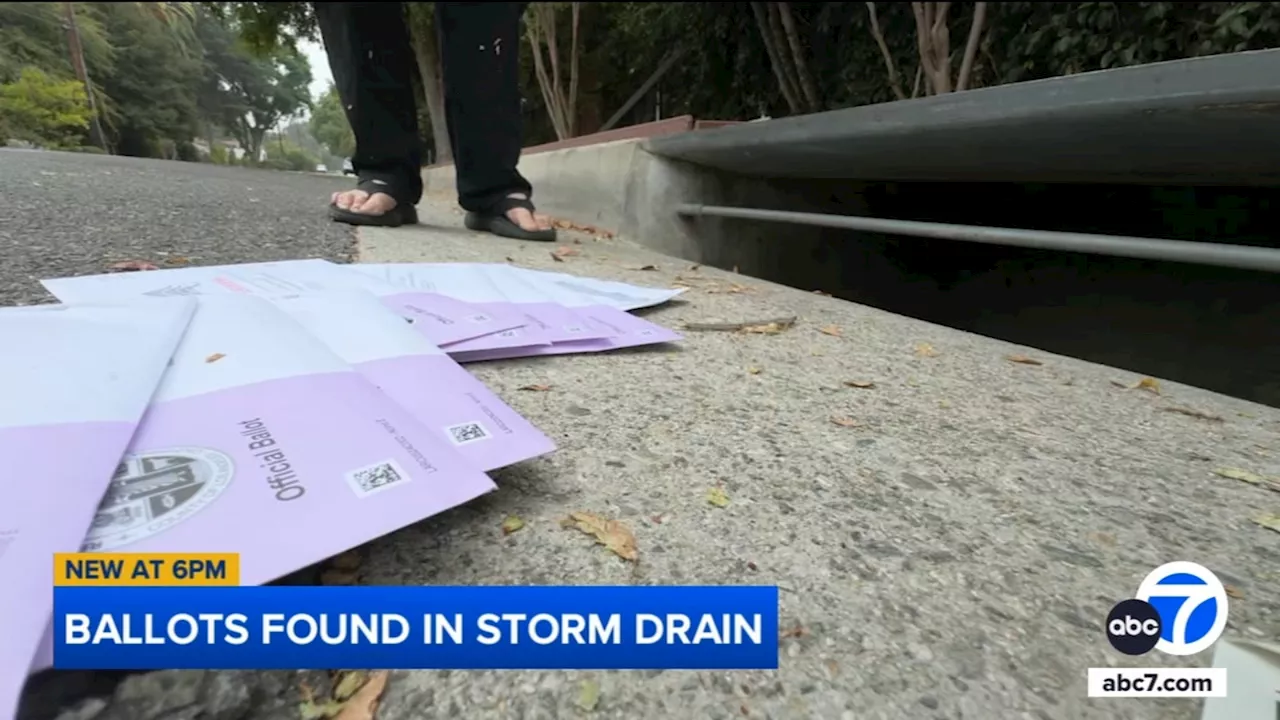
51, 553, 780, 671
1089, 561, 1230, 699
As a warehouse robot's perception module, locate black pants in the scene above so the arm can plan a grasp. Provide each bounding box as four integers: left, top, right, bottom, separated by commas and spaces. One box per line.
314, 2, 532, 211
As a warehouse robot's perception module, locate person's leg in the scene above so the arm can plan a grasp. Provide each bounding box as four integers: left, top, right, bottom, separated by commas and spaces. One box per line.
436, 2, 553, 239
314, 2, 423, 225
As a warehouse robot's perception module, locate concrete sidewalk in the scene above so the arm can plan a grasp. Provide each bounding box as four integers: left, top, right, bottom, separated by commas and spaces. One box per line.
57, 196, 1279, 720
344, 199, 1278, 719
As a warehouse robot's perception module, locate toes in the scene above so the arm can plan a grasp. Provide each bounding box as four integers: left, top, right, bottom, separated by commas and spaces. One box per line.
506, 208, 539, 232
337, 190, 368, 211
361, 193, 397, 216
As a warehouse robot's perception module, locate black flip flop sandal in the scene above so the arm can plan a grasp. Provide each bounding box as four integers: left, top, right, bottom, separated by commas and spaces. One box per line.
464, 195, 557, 242
329, 176, 419, 228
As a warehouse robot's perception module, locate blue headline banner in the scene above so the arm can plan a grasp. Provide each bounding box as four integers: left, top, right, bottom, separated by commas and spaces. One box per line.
54, 585, 779, 670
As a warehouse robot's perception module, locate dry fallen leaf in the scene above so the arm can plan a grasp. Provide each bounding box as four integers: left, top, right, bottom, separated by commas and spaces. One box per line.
1135, 377, 1161, 394
329, 550, 362, 571
747, 366, 762, 375
690, 264, 701, 271
682, 316, 795, 333
843, 380, 875, 389
1088, 531, 1116, 546
333, 671, 389, 720
1163, 406, 1224, 422
633, 265, 658, 271
550, 253, 564, 263
1115, 377, 1162, 394
551, 246, 580, 261
298, 700, 345, 720
205, 352, 226, 364
1006, 354, 1043, 366
779, 624, 808, 639
561, 512, 639, 562
107, 260, 158, 272
830, 416, 862, 428
519, 384, 553, 392
1252, 513, 1280, 534
1213, 467, 1280, 493
501, 515, 526, 535
707, 487, 730, 508
165, 256, 191, 266
740, 321, 791, 335
332, 671, 368, 702
1225, 584, 1245, 599
819, 325, 842, 337
505, 256, 515, 262
914, 343, 939, 358
576, 679, 601, 712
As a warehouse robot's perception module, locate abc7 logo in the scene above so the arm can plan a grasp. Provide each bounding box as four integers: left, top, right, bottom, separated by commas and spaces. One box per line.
1105, 561, 1230, 656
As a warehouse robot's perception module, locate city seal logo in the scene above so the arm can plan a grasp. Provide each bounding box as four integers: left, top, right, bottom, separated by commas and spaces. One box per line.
82, 447, 234, 552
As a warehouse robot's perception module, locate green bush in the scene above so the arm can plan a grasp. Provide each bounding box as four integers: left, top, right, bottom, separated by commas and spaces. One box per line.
209, 145, 228, 164
68, 145, 107, 154
0, 66, 92, 148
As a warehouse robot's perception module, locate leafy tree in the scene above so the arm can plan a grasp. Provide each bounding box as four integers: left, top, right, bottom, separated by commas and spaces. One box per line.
92, 2, 203, 156
0, 3, 114, 83
0, 66, 92, 146
264, 135, 317, 171
221, 44, 312, 161
192, 6, 252, 143
308, 84, 354, 158
202, 1, 316, 52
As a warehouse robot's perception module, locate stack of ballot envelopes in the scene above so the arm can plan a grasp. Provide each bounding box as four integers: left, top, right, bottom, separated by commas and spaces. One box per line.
0, 259, 684, 718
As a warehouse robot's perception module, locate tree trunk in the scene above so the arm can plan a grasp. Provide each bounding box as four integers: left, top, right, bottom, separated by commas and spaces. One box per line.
567, 2, 580, 137
865, 2, 906, 101
955, 2, 987, 91
749, 2, 801, 114
525, 21, 567, 140
410, 20, 451, 163
248, 127, 266, 162
765, 3, 805, 110
775, 2, 820, 112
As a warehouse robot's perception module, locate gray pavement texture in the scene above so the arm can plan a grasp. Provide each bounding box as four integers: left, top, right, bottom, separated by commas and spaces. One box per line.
5, 153, 1280, 720
0, 149, 355, 306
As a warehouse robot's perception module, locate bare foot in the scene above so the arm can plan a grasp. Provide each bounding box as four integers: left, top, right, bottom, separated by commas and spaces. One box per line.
331, 188, 397, 216
504, 193, 553, 232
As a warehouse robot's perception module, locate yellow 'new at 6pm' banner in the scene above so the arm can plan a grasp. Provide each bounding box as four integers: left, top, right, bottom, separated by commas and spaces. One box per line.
54, 553, 240, 586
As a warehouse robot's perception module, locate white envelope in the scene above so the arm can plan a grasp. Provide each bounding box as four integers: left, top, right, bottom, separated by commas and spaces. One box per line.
0, 299, 195, 720
268, 290, 555, 471
41, 259, 526, 347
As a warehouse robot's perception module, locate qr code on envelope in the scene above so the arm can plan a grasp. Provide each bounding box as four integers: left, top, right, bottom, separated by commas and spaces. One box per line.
447, 422, 490, 445
345, 459, 411, 498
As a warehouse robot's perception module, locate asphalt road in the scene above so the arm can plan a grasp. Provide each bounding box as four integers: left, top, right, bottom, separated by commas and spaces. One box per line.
0, 149, 355, 306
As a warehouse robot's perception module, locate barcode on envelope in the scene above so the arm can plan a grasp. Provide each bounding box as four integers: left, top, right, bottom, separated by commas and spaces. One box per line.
447, 421, 490, 445
345, 459, 411, 498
